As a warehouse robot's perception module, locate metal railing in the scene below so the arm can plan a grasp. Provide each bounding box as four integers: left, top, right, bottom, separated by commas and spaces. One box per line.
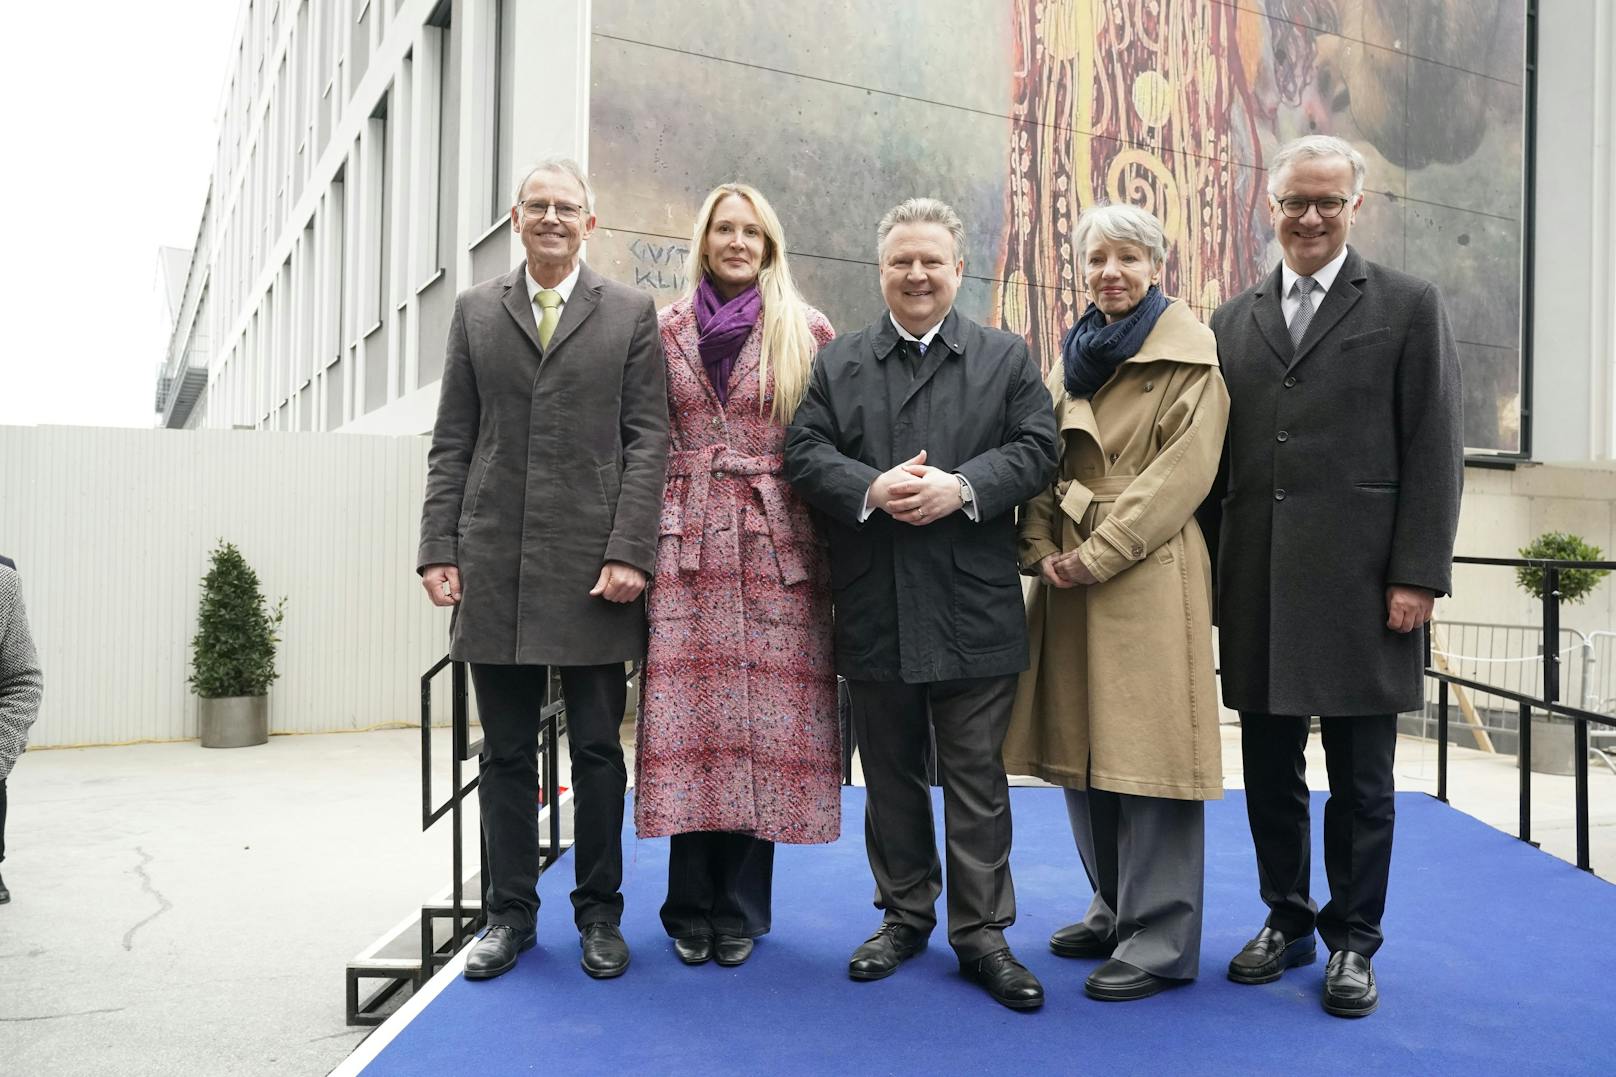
1427, 556, 1616, 873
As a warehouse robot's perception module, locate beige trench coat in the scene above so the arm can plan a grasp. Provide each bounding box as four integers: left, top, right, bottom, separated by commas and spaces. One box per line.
1002, 300, 1229, 801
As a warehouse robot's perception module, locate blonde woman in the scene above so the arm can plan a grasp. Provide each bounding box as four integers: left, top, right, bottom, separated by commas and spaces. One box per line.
635, 183, 839, 968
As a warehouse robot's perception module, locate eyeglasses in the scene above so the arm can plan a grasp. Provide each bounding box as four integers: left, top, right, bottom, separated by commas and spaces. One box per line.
1274, 196, 1352, 219
519, 200, 585, 223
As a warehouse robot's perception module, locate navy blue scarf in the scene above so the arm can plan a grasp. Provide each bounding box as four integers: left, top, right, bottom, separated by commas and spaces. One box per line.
1061, 285, 1170, 399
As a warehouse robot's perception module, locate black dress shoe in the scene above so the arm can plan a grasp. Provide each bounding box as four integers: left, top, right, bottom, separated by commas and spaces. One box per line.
580, 923, 631, 979
961, 948, 1044, 1010
714, 935, 754, 966
1323, 951, 1378, 1017
673, 934, 713, 965
1227, 926, 1316, 984
1049, 922, 1116, 959
464, 924, 535, 980
0, 872, 9, 904
848, 923, 929, 981
1084, 958, 1180, 1001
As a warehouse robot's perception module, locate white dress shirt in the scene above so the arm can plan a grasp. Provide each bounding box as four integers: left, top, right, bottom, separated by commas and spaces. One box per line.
1280, 245, 1348, 329
525, 262, 581, 309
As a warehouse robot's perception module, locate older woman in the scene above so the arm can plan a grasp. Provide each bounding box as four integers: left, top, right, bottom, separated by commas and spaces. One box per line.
635, 183, 839, 968
1003, 203, 1229, 1001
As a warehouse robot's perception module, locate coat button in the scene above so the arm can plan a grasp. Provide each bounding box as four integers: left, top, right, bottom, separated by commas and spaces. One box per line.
1276, 430, 1289, 442
1274, 489, 1287, 501
1144, 381, 1154, 392
1284, 376, 1297, 388
1109, 452, 1120, 464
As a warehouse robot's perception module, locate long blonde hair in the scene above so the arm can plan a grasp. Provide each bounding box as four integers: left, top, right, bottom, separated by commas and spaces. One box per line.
683, 183, 817, 423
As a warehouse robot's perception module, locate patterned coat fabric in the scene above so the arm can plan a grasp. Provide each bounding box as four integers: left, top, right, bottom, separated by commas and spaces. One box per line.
634, 297, 841, 844
0, 565, 43, 781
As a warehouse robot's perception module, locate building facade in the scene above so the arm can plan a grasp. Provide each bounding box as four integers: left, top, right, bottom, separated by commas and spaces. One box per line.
160, 0, 1616, 466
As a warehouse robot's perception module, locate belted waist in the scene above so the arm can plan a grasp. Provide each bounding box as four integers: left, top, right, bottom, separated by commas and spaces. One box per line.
1056, 474, 1135, 527
665, 445, 808, 584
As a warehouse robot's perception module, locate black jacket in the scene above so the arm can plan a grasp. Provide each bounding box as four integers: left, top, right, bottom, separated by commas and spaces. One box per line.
785, 309, 1058, 683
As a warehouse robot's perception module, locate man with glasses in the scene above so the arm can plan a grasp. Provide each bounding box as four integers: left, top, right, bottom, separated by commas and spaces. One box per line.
418, 158, 668, 981
1201, 134, 1462, 1018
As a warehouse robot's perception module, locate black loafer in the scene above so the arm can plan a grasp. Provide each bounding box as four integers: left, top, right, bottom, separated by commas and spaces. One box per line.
464, 924, 536, 980
961, 948, 1044, 1010
673, 934, 713, 965
0, 872, 9, 905
1228, 926, 1316, 984
848, 923, 929, 981
580, 923, 631, 979
1084, 958, 1180, 1001
1049, 921, 1116, 959
1323, 951, 1378, 1017
714, 935, 755, 966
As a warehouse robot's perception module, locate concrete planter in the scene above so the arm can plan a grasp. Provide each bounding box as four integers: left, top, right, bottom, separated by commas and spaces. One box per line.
199, 695, 269, 748
1528, 716, 1576, 776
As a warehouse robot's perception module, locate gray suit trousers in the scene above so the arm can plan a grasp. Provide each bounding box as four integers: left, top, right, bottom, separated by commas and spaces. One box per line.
849, 676, 1018, 962
1066, 787, 1205, 980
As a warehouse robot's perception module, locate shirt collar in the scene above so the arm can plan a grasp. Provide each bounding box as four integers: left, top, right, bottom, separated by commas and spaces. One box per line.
889, 311, 948, 349
525, 262, 581, 306
1281, 245, 1350, 297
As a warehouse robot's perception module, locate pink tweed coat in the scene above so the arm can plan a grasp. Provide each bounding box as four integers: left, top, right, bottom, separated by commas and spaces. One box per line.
634, 295, 841, 844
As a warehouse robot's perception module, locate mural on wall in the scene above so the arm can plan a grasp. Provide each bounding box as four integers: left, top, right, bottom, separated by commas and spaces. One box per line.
590, 0, 1527, 453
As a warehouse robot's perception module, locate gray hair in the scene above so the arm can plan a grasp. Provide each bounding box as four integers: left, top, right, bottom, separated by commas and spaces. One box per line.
513, 157, 595, 213
1266, 135, 1367, 197
876, 197, 966, 262
1073, 203, 1168, 268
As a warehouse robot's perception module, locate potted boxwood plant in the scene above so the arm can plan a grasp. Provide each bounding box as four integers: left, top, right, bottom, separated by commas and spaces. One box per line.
1515, 532, 1609, 774
189, 540, 286, 748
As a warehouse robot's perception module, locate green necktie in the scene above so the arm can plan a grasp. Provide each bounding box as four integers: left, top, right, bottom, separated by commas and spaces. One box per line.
535, 289, 562, 348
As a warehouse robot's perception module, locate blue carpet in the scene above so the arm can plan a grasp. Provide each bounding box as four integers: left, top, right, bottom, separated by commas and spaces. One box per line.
363, 789, 1616, 1076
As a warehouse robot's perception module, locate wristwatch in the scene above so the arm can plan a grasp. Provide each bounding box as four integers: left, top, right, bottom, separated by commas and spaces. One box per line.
955, 474, 973, 505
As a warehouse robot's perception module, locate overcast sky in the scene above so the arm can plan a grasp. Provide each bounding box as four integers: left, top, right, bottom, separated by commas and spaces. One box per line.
0, 2, 240, 428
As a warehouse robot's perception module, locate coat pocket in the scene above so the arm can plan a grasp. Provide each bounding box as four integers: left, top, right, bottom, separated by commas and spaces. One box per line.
953, 541, 1020, 652
458, 454, 494, 537
596, 462, 622, 516
1340, 326, 1392, 352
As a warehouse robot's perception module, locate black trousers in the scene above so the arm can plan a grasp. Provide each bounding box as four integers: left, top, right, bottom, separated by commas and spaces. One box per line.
849, 676, 1018, 962
660, 831, 775, 939
1240, 713, 1398, 957
470, 662, 628, 934
0, 777, 7, 863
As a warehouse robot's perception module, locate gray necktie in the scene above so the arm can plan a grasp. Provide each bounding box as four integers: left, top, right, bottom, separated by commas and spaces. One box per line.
1288, 275, 1318, 348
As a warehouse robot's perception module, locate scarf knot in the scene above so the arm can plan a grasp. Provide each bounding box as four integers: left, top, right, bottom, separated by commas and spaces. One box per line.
694, 276, 762, 407
1062, 286, 1171, 399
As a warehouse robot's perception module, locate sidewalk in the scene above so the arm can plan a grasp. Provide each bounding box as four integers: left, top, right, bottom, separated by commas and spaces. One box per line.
1, 722, 1610, 1077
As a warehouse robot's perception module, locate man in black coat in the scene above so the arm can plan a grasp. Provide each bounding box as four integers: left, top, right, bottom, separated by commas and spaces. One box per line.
1204, 135, 1463, 1018
785, 197, 1058, 1010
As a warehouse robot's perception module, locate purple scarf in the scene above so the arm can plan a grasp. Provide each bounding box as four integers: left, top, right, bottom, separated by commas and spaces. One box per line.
694, 275, 762, 407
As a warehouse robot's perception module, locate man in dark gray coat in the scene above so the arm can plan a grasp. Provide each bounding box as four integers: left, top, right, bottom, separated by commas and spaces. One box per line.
0, 554, 43, 907
418, 158, 668, 981
785, 198, 1057, 1010
1203, 135, 1462, 1018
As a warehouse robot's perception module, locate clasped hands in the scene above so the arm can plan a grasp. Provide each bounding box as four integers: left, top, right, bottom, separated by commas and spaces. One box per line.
1038, 550, 1099, 588
420, 560, 646, 606
868, 450, 964, 526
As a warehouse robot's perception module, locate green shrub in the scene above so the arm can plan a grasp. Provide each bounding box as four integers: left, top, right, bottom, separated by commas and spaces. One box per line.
189, 541, 286, 698
1515, 532, 1611, 606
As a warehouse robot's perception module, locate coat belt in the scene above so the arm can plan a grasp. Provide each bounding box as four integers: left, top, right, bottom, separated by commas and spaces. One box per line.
665, 445, 809, 585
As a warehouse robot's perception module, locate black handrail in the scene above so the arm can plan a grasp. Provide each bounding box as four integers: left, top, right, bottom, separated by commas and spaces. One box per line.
1429, 555, 1616, 873
420, 657, 564, 975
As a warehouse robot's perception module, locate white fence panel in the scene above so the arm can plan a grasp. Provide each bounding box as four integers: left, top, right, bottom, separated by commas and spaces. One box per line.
0, 425, 450, 747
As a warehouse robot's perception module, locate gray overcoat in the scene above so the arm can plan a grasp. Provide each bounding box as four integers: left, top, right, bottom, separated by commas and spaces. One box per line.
1201, 247, 1463, 716
417, 261, 669, 666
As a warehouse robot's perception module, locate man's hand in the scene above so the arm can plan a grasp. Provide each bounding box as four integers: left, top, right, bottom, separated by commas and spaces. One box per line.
886, 461, 965, 526
590, 561, 647, 603
867, 450, 928, 515
1385, 584, 1435, 633
422, 564, 462, 607
1051, 549, 1099, 587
